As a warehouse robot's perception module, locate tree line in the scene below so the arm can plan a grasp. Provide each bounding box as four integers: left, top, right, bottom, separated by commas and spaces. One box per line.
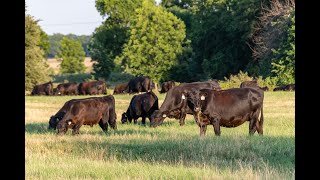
25, 0, 295, 91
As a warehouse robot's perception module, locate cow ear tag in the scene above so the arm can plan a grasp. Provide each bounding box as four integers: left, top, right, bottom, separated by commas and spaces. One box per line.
162, 114, 167, 117
68, 121, 72, 125
201, 95, 205, 100
181, 94, 186, 99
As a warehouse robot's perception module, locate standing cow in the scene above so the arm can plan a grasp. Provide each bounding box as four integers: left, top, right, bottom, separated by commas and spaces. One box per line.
159, 80, 176, 93
31, 81, 53, 96
127, 76, 152, 94
273, 84, 295, 91
53, 82, 79, 95
56, 95, 117, 135
78, 80, 107, 95
113, 82, 129, 95
150, 80, 221, 127
121, 92, 159, 125
186, 88, 264, 136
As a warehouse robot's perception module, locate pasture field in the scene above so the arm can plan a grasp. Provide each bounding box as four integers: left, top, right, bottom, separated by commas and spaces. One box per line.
25, 91, 295, 179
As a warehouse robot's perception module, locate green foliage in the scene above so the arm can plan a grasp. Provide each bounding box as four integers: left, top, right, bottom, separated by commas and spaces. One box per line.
271, 13, 295, 85
89, 0, 146, 80
89, 21, 129, 80
51, 73, 94, 83
56, 37, 86, 74
119, 0, 186, 83
218, 71, 277, 90
48, 33, 91, 58
39, 28, 50, 57
25, 14, 52, 91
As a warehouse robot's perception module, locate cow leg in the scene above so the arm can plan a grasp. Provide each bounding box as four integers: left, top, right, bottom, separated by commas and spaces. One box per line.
72, 123, 82, 135
99, 120, 108, 134
179, 113, 186, 126
141, 116, 146, 125
249, 110, 261, 135
199, 125, 207, 137
212, 118, 221, 136
133, 118, 138, 124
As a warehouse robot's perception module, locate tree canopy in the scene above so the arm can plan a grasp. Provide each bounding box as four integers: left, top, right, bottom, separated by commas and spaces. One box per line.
25, 13, 52, 91
117, 0, 186, 83
56, 37, 86, 74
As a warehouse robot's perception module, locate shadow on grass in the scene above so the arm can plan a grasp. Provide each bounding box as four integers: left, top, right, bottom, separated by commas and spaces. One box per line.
25, 122, 53, 134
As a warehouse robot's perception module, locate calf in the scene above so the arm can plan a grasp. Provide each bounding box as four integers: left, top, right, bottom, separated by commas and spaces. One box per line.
186, 88, 264, 136
121, 92, 159, 125
56, 95, 117, 135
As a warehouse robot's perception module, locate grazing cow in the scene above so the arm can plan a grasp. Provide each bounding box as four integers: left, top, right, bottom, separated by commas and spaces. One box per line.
48, 97, 99, 130
113, 82, 129, 95
186, 88, 264, 136
159, 81, 176, 93
53, 82, 79, 95
240, 80, 269, 91
240, 80, 258, 88
273, 84, 295, 91
78, 80, 107, 95
31, 81, 53, 96
56, 95, 117, 135
121, 92, 159, 125
150, 81, 221, 127
260, 86, 269, 91
127, 76, 152, 94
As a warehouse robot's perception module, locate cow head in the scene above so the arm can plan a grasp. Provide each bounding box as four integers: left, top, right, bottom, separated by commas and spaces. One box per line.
186, 90, 209, 113
48, 115, 60, 130
56, 119, 72, 135
121, 112, 128, 124
150, 110, 167, 127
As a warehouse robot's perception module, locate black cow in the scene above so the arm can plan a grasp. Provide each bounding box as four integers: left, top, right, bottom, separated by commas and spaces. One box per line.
113, 82, 129, 95
78, 80, 107, 95
240, 80, 258, 88
127, 76, 152, 94
56, 95, 117, 135
159, 81, 176, 93
273, 84, 295, 91
121, 91, 159, 125
48, 97, 99, 130
186, 88, 264, 136
53, 82, 79, 95
31, 81, 53, 96
240, 80, 269, 91
150, 81, 221, 127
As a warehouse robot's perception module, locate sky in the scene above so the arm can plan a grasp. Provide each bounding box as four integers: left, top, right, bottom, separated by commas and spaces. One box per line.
26, 0, 106, 35
26, 0, 161, 36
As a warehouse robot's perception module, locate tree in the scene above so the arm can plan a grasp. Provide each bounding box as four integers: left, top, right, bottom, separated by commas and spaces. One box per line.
118, 0, 186, 84
248, 0, 295, 79
25, 13, 52, 91
271, 12, 295, 85
39, 29, 50, 57
56, 37, 86, 74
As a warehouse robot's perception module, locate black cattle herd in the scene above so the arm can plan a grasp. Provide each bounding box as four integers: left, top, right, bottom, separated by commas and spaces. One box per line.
31, 76, 294, 136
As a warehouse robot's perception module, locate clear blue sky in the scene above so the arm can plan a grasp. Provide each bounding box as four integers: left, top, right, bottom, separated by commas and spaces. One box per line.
26, 0, 161, 36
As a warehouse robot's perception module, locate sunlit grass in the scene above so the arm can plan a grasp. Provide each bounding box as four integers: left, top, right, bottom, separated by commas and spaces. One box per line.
25, 91, 295, 179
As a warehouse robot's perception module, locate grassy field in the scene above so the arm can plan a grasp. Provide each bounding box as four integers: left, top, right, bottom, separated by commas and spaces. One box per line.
25, 91, 295, 179
47, 57, 94, 74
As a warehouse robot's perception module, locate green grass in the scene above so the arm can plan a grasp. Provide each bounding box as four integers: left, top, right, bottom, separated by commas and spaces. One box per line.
25, 91, 295, 179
